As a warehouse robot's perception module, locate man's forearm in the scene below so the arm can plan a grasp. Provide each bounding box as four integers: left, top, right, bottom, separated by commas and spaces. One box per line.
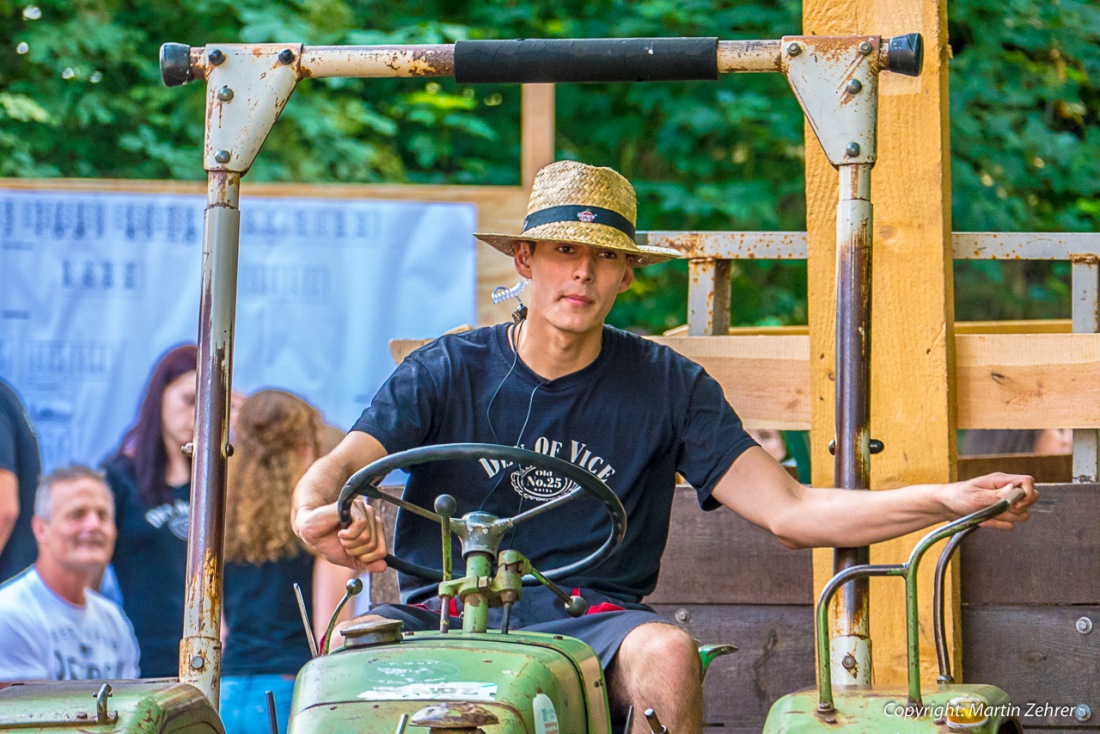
291, 430, 388, 527
712, 447, 1033, 550
767, 483, 954, 549
293, 454, 352, 515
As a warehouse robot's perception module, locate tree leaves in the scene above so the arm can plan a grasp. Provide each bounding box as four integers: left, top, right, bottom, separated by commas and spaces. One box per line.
0, 0, 1094, 328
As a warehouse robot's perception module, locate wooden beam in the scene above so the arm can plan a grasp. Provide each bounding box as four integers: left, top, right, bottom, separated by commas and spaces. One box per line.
520, 84, 556, 188
393, 331, 1100, 430
660, 320, 1072, 338
802, 1, 957, 688
957, 333, 1100, 428
644, 336, 812, 430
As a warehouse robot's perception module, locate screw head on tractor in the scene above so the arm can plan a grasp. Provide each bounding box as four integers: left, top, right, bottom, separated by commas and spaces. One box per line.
213, 150, 231, 164
787, 42, 802, 57
858, 41, 874, 56
207, 48, 225, 66
846, 79, 863, 95
845, 142, 862, 158
189, 654, 204, 670
1075, 704, 1093, 723
278, 48, 296, 65
1076, 616, 1093, 634
216, 86, 234, 102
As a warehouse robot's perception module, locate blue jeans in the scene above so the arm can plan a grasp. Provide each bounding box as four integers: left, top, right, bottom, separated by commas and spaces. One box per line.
220, 673, 296, 734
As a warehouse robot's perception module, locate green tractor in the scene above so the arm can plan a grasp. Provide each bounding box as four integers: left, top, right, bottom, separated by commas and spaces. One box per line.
292, 442, 631, 732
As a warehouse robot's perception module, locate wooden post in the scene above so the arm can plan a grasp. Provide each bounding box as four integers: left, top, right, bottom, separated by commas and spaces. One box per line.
804, 2, 959, 686
521, 84, 556, 189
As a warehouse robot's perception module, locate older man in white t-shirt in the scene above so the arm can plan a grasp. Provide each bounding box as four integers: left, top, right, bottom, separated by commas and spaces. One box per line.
0, 466, 139, 682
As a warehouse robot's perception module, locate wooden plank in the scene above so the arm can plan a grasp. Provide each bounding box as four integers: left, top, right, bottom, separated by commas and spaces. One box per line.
393, 332, 1100, 433
957, 454, 1071, 483
391, 334, 813, 428
956, 320, 1072, 334
662, 320, 1071, 338
961, 483, 1100, 605
651, 336, 811, 430
961, 606, 1100, 728
650, 604, 815, 730
646, 487, 812, 606
803, 0, 957, 688
521, 84, 555, 188
957, 333, 1100, 428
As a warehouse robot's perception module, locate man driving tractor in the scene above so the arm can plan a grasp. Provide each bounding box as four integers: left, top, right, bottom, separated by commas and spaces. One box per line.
291, 159, 1037, 733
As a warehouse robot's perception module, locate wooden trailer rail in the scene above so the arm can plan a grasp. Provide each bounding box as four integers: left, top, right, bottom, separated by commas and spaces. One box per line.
642, 229, 1100, 481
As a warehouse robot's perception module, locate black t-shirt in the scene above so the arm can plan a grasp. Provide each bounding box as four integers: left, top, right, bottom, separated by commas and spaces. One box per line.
223, 554, 314, 676
102, 453, 189, 678
0, 379, 42, 583
352, 324, 755, 611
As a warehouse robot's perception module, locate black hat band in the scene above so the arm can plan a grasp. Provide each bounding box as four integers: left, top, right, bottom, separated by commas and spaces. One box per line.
521, 205, 635, 240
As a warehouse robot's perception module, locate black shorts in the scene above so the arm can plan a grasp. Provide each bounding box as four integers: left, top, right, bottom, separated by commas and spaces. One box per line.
370, 586, 669, 670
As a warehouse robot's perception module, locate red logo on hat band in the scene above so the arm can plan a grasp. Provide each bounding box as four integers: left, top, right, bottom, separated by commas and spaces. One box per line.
577, 210, 596, 223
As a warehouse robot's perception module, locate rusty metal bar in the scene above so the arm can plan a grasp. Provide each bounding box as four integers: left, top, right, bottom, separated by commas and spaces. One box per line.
638, 230, 807, 259
687, 260, 732, 336
164, 36, 926, 87
179, 171, 241, 704
645, 230, 1100, 261
952, 231, 1100, 259
716, 40, 783, 73
830, 163, 874, 688
301, 45, 455, 79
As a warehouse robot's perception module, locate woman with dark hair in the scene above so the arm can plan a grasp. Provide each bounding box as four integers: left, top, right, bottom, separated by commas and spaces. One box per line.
220, 390, 350, 734
101, 344, 197, 677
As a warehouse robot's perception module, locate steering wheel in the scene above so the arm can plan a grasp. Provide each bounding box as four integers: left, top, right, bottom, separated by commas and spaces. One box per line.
337, 443, 627, 583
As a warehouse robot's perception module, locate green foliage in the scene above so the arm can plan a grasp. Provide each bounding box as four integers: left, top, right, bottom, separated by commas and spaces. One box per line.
0, 0, 1095, 329
949, 0, 1099, 320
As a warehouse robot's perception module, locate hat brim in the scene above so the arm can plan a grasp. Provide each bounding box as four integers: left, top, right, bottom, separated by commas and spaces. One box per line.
474, 226, 680, 267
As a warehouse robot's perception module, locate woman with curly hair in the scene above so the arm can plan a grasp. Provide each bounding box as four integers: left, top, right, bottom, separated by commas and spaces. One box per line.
220, 389, 349, 734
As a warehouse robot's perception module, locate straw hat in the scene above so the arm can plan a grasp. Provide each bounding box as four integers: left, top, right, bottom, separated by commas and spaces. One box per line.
474, 160, 681, 266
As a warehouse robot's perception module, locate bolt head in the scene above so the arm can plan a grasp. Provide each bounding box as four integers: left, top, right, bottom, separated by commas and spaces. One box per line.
189, 654, 204, 670
675, 608, 690, 623
213, 149, 231, 164
207, 48, 225, 66
278, 48, 295, 65
1075, 704, 1092, 723
1077, 616, 1094, 634
787, 42, 802, 57
845, 142, 862, 158
841, 653, 857, 670
859, 41, 874, 56
215, 86, 234, 101
846, 79, 863, 95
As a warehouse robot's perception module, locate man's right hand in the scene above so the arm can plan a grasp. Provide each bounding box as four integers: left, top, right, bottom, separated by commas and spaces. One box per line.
295, 497, 388, 573
292, 430, 392, 572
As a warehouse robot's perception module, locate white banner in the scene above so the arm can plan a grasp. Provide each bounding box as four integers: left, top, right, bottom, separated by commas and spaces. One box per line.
0, 189, 477, 471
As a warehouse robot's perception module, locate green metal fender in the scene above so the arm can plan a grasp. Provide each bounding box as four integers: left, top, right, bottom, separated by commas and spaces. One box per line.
289, 630, 611, 734
0, 679, 225, 733
764, 684, 1023, 734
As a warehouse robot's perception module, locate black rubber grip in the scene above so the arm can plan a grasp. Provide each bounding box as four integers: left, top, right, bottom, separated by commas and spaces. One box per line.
455, 37, 718, 84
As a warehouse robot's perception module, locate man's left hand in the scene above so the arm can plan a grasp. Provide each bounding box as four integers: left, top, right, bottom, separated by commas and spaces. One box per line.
937, 473, 1038, 530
